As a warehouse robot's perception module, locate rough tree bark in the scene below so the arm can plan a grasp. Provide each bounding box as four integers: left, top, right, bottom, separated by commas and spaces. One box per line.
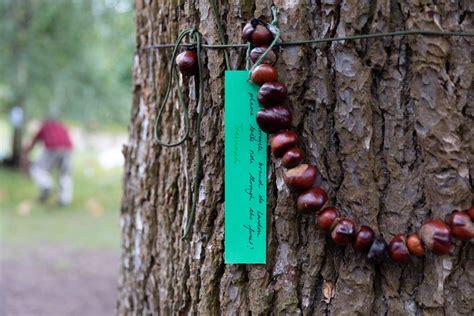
119, 0, 473, 314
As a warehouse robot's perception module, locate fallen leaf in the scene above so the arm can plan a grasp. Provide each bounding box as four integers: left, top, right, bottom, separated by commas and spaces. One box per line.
322, 280, 335, 304
86, 198, 104, 217
17, 200, 33, 216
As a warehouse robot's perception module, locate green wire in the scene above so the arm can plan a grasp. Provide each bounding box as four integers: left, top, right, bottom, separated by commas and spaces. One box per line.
153, 29, 193, 147
182, 30, 204, 240
151, 28, 204, 240
245, 42, 252, 70
145, 29, 474, 50
210, 0, 231, 70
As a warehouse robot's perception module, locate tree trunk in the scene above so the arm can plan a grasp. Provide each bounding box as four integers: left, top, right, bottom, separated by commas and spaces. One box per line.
7, 1, 30, 168
119, 1, 473, 314
10, 122, 23, 167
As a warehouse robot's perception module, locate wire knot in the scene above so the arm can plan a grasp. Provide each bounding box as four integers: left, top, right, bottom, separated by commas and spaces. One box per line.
246, 5, 281, 75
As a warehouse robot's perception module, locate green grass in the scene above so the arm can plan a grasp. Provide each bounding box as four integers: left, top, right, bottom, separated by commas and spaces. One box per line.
0, 150, 122, 250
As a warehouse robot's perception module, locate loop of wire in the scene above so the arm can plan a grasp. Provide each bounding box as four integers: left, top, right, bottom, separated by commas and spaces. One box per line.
151, 27, 204, 239
153, 28, 197, 147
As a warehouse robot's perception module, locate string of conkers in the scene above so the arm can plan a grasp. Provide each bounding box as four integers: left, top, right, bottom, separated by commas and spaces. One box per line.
173, 19, 474, 264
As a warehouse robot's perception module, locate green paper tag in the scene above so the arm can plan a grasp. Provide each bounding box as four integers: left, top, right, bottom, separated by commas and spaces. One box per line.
224, 70, 267, 264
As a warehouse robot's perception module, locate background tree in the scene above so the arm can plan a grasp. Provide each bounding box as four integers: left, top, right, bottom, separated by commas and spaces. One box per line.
119, 0, 473, 314
0, 0, 134, 166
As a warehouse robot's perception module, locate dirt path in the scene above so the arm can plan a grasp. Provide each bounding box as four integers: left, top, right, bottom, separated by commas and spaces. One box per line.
0, 243, 119, 316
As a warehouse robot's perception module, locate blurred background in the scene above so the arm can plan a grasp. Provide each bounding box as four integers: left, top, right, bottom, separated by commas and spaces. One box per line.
0, 0, 134, 314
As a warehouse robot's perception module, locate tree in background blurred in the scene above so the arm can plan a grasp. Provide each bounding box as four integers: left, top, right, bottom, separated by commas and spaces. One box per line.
0, 0, 134, 167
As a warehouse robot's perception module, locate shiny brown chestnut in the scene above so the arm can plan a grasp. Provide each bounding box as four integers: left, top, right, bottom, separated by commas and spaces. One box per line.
296, 187, 328, 213
242, 20, 256, 42
353, 225, 375, 252
388, 234, 410, 263
257, 82, 288, 108
176, 50, 198, 76
367, 238, 387, 263
282, 148, 304, 168
419, 219, 451, 255
446, 210, 474, 241
271, 131, 298, 158
331, 219, 355, 246
256, 106, 291, 134
468, 206, 474, 221
283, 164, 317, 191
242, 20, 256, 41
317, 207, 339, 231
251, 64, 278, 86
242, 20, 273, 46
250, 46, 277, 64
406, 234, 425, 257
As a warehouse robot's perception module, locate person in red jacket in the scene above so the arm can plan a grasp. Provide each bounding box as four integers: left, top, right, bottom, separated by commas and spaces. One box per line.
24, 119, 74, 205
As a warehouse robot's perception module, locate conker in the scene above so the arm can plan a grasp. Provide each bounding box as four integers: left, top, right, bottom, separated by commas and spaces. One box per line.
242, 21, 273, 46
257, 82, 288, 108
296, 187, 328, 213
331, 219, 355, 246
282, 148, 304, 168
406, 234, 425, 257
256, 106, 292, 134
242, 21, 256, 42
250, 46, 277, 65
468, 206, 474, 221
353, 225, 375, 252
388, 234, 410, 264
446, 210, 474, 241
317, 207, 339, 231
271, 130, 298, 158
251, 64, 278, 86
176, 50, 198, 76
419, 219, 451, 255
283, 164, 317, 191
367, 238, 387, 264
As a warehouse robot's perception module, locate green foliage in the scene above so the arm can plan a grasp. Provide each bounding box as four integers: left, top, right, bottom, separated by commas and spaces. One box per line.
0, 0, 134, 126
